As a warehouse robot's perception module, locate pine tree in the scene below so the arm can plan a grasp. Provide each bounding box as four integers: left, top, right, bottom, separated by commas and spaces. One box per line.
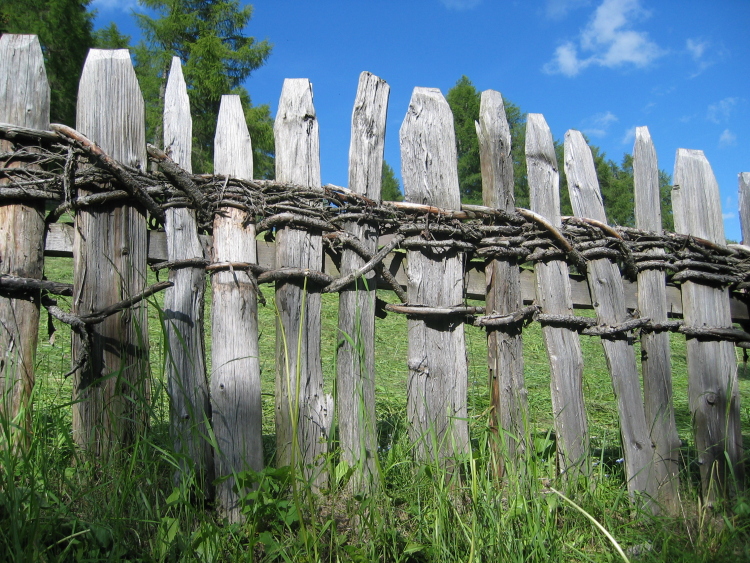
381, 161, 403, 202
0, 0, 94, 125
134, 0, 274, 176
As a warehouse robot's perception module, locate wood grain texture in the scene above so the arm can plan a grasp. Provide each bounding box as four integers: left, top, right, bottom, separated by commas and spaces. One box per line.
738, 172, 750, 244
274, 79, 331, 491
72, 49, 149, 457
400, 87, 469, 467
0, 35, 49, 450
527, 114, 589, 482
633, 126, 680, 513
476, 90, 527, 475
211, 95, 263, 521
337, 72, 388, 491
162, 57, 214, 492
565, 129, 656, 503
673, 149, 744, 503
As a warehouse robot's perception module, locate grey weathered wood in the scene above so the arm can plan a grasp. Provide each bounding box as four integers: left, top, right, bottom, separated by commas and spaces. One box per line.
400, 87, 469, 467
0, 35, 49, 450
211, 95, 263, 521
633, 126, 680, 513
672, 149, 744, 503
337, 72, 388, 491
739, 173, 750, 244
72, 49, 149, 457
274, 79, 331, 490
162, 57, 214, 491
41, 225, 750, 322
476, 90, 527, 476
527, 114, 589, 482
565, 129, 656, 502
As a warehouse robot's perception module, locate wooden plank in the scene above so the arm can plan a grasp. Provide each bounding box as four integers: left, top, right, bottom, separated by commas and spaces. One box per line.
273, 79, 331, 491
43, 226, 750, 322
476, 90, 527, 475
210, 95, 263, 522
400, 87, 469, 467
337, 71, 389, 491
633, 126, 680, 514
72, 49, 149, 457
565, 129, 656, 503
161, 57, 214, 493
527, 114, 589, 482
673, 149, 745, 503
0, 35, 49, 450
739, 172, 750, 244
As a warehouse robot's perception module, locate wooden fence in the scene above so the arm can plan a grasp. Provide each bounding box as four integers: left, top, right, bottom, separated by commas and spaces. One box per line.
1, 35, 747, 522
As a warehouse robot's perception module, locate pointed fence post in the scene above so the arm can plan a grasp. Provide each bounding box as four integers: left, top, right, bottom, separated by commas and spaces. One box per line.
0, 35, 49, 450
565, 130, 656, 504
273, 79, 331, 491
526, 114, 589, 482
400, 87, 469, 469
161, 57, 214, 491
672, 149, 745, 504
739, 173, 750, 244
72, 49, 149, 457
210, 95, 264, 522
336, 71, 389, 492
476, 90, 527, 476
633, 126, 680, 514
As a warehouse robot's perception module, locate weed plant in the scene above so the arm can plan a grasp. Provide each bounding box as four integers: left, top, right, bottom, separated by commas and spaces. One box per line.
0, 257, 748, 561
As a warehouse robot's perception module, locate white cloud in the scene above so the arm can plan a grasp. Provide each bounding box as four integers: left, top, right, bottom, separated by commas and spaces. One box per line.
545, 0, 591, 19
686, 38, 714, 77
707, 97, 739, 124
544, 0, 664, 77
581, 111, 618, 137
90, 0, 139, 12
622, 126, 636, 145
440, 0, 482, 10
719, 129, 737, 148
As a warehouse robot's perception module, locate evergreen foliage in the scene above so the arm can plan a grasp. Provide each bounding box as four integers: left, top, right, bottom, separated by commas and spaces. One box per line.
133, 0, 274, 176
0, 0, 94, 126
446, 76, 674, 230
381, 161, 403, 202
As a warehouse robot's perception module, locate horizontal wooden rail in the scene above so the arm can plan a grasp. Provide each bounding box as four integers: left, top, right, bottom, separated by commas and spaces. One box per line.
44, 223, 750, 321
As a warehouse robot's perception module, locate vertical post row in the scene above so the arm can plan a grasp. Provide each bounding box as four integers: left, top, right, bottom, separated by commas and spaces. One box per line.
400, 87, 469, 468
633, 126, 680, 514
162, 57, 214, 491
337, 72, 389, 492
739, 172, 750, 244
211, 95, 263, 522
565, 130, 656, 505
72, 49, 149, 457
526, 114, 589, 483
274, 79, 331, 491
672, 149, 744, 504
0, 35, 49, 450
476, 90, 528, 476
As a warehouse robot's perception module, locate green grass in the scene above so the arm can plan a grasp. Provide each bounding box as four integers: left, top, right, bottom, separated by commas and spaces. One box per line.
1, 255, 749, 561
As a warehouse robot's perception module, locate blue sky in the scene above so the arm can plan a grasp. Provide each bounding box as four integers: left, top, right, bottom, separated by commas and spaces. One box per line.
91, 0, 749, 241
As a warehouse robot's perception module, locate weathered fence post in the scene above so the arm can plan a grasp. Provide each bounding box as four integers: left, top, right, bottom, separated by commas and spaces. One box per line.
274, 79, 331, 491
633, 126, 680, 513
565, 130, 656, 504
336, 71, 389, 491
161, 57, 214, 490
72, 49, 149, 456
476, 90, 527, 476
0, 35, 49, 450
526, 114, 589, 482
672, 149, 745, 504
739, 172, 750, 244
400, 87, 469, 469
210, 95, 263, 521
